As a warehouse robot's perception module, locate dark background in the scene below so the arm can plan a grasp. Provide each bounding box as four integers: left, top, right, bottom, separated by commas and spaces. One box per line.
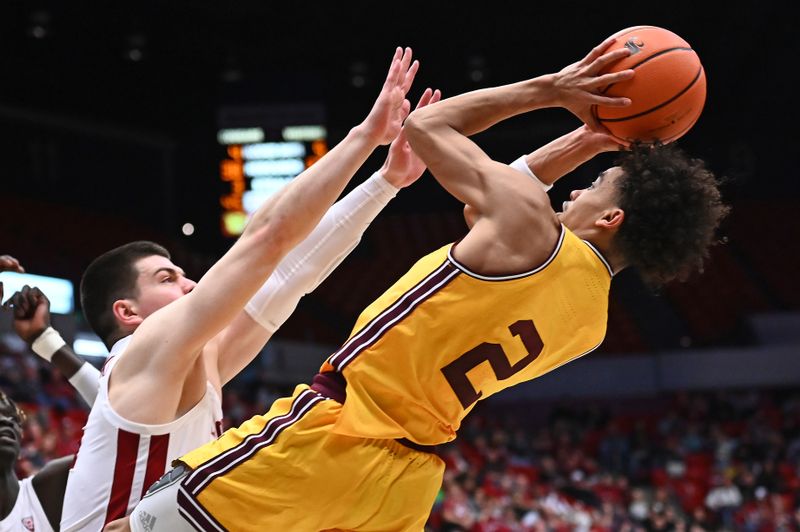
1, 1, 796, 352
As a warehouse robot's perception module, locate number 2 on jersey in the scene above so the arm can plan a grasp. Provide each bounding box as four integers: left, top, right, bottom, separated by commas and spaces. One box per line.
441, 319, 543, 409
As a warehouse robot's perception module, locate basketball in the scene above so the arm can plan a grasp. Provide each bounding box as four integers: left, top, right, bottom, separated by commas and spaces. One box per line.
593, 26, 706, 143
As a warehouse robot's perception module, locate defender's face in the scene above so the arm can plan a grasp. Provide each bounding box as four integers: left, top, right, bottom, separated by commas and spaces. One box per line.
0, 400, 22, 464
130, 255, 197, 319
558, 167, 624, 232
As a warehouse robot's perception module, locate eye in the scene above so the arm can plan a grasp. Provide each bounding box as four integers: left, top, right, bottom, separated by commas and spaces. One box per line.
160, 276, 174, 283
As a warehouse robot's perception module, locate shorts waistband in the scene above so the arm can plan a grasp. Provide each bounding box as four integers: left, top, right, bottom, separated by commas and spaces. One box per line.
310, 371, 346, 403
396, 437, 439, 454
309, 372, 438, 455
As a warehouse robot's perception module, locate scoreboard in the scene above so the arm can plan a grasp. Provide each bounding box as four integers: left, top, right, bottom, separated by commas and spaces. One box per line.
217, 103, 327, 237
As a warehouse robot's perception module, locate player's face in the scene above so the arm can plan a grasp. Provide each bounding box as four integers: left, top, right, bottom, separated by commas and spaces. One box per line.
130, 255, 197, 319
0, 400, 22, 464
558, 167, 623, 233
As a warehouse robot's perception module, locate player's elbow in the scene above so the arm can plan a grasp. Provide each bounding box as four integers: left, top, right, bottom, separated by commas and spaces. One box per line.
404, 109, 438, 152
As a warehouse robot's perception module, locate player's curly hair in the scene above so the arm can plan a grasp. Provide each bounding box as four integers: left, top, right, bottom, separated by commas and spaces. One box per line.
613, 142, 730, 286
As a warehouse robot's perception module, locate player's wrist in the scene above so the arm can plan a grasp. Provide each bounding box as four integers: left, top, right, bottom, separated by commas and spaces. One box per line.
509, 155, 553, 192
349, 122, 386, 149
577, 127, 621, 156
368, 171, 401, 197
531, 74, 564, 108
31, 326, 66, 362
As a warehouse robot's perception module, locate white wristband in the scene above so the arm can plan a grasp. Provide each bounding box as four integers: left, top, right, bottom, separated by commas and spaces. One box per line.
31, 326, 67, 362
509, 155, 553, 192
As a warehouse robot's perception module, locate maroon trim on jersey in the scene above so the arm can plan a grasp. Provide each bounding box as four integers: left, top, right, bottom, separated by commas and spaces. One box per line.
140, 433, 170, 500
104, 429, 140, 525
581, 239, 614, 277
183, 390, 324, 497
328, 260, 460, 371
448, 224, 566, 281
100, 355, 116, 376
177, 486, 228, 532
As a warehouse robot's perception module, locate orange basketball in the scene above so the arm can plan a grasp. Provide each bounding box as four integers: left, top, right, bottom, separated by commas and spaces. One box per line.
593, 26, 706, 143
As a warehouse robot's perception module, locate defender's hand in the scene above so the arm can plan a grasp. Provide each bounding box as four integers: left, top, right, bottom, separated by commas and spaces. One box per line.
379, 88, 443, 188
358, 47, 419, 146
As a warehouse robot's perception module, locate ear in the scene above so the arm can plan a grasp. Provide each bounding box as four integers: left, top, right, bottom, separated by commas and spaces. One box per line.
595, 208, 625, 230
111, 299, 143, 329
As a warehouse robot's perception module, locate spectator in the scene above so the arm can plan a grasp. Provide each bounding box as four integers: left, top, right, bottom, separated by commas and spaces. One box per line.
705, 474, 743, 530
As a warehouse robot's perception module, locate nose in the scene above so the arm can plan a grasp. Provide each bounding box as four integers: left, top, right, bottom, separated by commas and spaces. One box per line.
182, 278, 197, 294
569, 189, 583, 201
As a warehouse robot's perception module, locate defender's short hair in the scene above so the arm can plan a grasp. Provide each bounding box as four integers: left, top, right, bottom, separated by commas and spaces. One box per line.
79, 241, 170, 348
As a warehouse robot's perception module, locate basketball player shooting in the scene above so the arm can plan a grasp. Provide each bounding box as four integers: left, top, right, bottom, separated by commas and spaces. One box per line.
118, 36, 729, 532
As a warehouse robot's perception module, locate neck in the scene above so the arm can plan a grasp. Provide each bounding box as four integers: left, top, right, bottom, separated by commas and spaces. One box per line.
576, 229, 627, 276
0, 467, 20, 519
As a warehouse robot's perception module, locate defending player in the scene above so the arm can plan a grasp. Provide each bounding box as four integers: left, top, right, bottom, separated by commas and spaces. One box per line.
60, 47, 427, 531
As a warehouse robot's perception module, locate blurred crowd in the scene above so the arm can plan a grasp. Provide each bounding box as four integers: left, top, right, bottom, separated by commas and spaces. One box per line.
2, 336, 799, 531
430, 390, 800, 531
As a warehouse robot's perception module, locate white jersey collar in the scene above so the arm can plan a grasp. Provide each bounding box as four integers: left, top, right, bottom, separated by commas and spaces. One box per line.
109, 335, 133, 358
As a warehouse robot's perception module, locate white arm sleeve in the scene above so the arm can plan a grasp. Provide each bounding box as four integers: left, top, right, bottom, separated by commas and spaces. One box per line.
68, 362, 101, 407
509, 155, 553, 192
245, 171, 398, 333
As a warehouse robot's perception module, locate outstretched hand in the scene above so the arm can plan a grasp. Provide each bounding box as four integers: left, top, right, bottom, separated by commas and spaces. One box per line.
359, 47, 419, 146
379, 88, 442, 188
552, 36, 635, 131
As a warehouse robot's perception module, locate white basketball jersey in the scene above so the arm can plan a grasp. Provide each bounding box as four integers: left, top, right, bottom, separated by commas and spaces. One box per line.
60, 336, 223, 532
0, 477, 52, 532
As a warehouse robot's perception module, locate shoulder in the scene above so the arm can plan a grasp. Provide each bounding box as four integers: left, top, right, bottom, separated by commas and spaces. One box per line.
31, 455, 72, 497
454, 208, 561, 277
31, 455, 72, 527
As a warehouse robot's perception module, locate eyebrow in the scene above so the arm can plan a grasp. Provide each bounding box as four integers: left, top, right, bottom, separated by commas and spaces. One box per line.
153, 267, 186, 278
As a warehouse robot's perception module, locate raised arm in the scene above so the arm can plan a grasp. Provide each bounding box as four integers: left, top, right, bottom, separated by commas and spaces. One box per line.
214, 89, 442, 384
404, 38, 632, 273
5, 286, 101, 407
464, 126, 627, 228
113, 48, 420, 420
519, 125, 627, 187
404, 38, 632, 215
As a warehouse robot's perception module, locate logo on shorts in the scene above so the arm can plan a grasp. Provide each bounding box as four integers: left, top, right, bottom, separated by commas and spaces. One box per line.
138, 511, 157, 532
21, 516, 35, 531
625, 37, 644, 54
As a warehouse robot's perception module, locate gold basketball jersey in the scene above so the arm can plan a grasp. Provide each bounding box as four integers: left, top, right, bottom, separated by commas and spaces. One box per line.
320, 225, 613, 445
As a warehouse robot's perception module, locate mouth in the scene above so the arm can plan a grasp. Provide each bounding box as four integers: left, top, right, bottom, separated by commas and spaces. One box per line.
0, 427, 18, 443
562, 201, 571, 213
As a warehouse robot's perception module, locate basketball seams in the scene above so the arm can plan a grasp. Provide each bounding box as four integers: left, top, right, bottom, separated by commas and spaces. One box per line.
627, 46, 694, 70
600, 47, 697, 96
598, 66, 704, 123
